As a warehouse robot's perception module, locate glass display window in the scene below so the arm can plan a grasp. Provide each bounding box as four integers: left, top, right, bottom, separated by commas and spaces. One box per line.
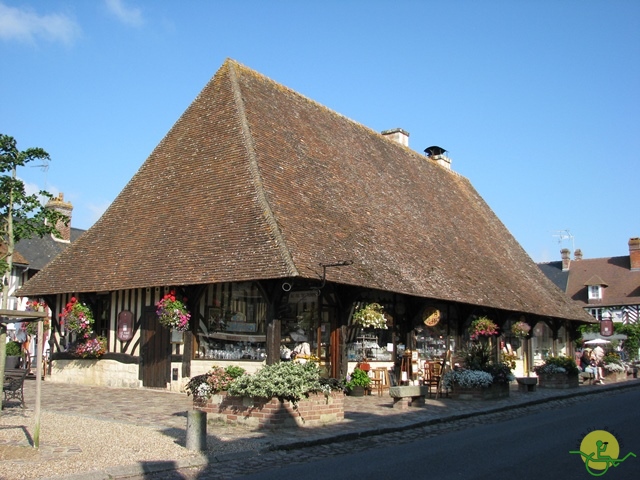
196, 282, 268, 360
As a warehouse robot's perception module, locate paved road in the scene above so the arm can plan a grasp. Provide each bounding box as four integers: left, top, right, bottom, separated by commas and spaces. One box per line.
129, 386, 640, 479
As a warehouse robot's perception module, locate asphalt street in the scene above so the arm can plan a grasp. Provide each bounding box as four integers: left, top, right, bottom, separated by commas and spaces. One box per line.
132, 385, 640, 480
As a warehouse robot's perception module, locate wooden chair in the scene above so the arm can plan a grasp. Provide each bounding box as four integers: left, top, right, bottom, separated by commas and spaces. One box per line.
423, 361, 442, 397
370, 367, 391, 396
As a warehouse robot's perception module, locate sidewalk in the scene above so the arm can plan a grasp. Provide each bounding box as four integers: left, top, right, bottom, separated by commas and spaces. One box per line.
2, 375, 639, 479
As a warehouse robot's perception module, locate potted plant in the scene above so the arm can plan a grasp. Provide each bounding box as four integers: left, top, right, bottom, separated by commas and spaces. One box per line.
511, 320, 531, 338
5, 340, 22, 369
60, 297, 95, 337
345, 367, 372, 396
468, 316, 499, 341
442, 343, 513, 400
534, 356, 579, 388
185, 365, 245, 405
156, 290, 191, 332
602, 353, 626, 382
352, 303, 388, 330
190, 362, 346, 428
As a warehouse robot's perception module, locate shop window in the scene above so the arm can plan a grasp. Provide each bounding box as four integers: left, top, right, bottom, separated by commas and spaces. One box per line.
196, 282, 267, 360
531, 322, 553, 363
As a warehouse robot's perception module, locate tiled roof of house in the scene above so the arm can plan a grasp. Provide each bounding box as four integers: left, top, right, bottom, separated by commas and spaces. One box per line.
537, 261, 569, 292
564, 256, 640, 307
0, 244, 29, 266
19, 59, 592, 322
15, 227, 85, 271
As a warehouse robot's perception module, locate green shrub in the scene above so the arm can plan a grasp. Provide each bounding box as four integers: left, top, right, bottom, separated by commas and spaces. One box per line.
5, 341, 21, 357
534, 356, 579, 376
346, 368, 371, 389
227, 361, 323, 403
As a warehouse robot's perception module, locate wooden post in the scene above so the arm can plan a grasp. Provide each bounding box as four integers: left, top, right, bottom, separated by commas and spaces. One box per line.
34, 319, 43, 448
266, 319, 281, 365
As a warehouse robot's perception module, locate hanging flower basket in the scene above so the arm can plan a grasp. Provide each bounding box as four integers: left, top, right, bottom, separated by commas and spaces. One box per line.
511, 321, 531, 338
60, 297, 94, 337
468, 316, 498, 341
156, 290, 191, 332
352, 303, 387, 330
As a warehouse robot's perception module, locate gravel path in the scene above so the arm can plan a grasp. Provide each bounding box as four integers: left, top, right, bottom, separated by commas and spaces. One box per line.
0, 409, 206, 480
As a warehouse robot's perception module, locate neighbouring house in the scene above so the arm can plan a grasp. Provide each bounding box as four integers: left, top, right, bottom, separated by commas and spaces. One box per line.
17, 59, 594, 389
539, 237, 640, 329
4, 194, 84, 363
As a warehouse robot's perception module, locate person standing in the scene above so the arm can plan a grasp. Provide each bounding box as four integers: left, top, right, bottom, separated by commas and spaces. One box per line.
592, 345, 605, 384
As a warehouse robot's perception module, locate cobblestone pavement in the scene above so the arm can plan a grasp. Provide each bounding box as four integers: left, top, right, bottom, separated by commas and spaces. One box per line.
3, 375, 639, 480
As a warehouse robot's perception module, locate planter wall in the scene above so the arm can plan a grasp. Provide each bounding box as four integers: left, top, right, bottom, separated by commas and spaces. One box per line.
538, 373, 579, 389
450, 382, 510, 400
50, 359, 140, 388
603, 371, 626, 383
195, 391, 345, 428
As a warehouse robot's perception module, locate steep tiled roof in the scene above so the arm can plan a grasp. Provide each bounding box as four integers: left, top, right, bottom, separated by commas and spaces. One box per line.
19, 60, 592, 322
563, 256, 640, 307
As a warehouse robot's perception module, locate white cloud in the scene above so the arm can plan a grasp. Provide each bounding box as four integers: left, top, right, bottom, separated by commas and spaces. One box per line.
0, 2, 80, 44
105, 0, 143, 27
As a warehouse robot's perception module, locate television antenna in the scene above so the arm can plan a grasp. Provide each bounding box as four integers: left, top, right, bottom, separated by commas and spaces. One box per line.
552, 229, 575, 252
30, 160, 50, 192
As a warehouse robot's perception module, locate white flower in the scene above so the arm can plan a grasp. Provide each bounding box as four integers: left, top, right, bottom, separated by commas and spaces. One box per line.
442, 370, 494, 389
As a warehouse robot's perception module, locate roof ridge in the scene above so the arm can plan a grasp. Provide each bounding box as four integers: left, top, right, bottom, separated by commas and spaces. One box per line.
227, 61, 299, 277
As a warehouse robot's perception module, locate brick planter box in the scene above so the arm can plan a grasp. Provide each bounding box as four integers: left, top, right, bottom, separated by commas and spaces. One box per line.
603, 371, 626, 383
450, 382, 510, 400
195, 391, 344, 428
538, 373, 579, 389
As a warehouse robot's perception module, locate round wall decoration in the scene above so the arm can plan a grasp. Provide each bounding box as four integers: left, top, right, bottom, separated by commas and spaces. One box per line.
423, 307, 441, 327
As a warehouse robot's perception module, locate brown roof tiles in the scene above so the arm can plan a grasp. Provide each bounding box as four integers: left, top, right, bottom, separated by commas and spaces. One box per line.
19, 59, 592, 322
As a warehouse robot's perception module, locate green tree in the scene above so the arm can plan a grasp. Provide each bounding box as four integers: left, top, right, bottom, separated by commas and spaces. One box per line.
0, 134, 68, 408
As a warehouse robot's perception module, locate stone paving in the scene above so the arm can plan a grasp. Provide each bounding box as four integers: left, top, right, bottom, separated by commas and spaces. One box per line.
3, 375, 640, 479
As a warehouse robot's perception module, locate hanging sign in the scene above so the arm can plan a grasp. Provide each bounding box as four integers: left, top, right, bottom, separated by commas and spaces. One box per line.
423, 307, 441, 327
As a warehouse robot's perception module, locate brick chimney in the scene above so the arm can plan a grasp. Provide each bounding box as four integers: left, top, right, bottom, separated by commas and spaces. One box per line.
629, 237, 640, 271
561, 248, 571, 271
46, 193, 73, 243
574, 249, 583, 261
381, 128, 409, 147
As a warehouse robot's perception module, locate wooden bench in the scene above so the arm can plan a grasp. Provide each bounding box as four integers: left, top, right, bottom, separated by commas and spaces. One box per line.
389, 385, 430, 409
3, 368, 28, 408
579, 371, 595, 385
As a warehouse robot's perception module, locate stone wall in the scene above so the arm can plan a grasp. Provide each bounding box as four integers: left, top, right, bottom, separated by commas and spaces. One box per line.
450, 382, 510, 400
195, 391, 344, 428
50, 359, 141, 388
538, 373, 579, 389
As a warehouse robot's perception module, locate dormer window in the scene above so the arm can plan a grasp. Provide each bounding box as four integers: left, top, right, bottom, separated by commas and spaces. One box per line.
588, 285, 602, 300
585, 275, 607, 303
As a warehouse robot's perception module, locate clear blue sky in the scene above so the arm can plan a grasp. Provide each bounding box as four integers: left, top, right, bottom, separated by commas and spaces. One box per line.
1, 1, 638, 263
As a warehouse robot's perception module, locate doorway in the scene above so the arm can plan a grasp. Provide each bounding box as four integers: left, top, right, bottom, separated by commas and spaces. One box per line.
141, 307, 170, 388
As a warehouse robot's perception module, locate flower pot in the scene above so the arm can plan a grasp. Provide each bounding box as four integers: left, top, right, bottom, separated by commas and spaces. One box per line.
348, 385, 366, 397
538, 373, 579, 389
5, 356, 21, 369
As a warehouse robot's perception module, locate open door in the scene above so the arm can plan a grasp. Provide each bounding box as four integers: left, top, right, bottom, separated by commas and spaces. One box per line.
141, 307, 170, 388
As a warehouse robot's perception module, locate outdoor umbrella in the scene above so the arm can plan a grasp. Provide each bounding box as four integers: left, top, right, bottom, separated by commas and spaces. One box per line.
584, 339, 611, 345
